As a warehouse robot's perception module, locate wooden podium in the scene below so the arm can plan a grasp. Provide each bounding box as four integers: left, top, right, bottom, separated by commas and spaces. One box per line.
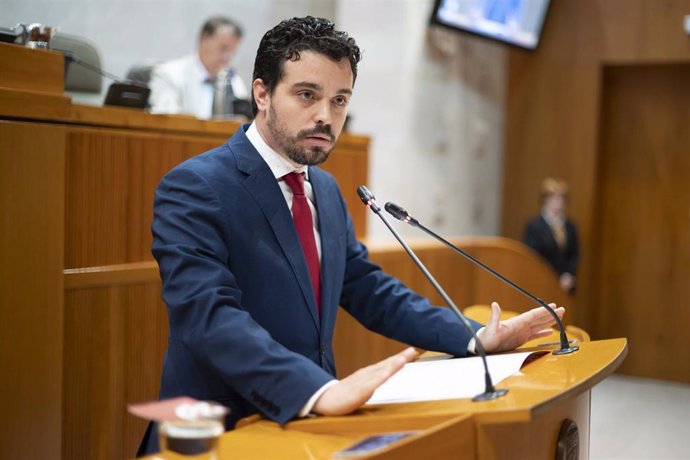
184, 338, 627, 460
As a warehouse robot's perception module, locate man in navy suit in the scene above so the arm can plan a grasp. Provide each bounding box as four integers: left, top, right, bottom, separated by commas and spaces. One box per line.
139, 16, 563, 456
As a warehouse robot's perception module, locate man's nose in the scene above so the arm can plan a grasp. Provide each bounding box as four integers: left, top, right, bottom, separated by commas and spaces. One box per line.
313, 100, 332, 125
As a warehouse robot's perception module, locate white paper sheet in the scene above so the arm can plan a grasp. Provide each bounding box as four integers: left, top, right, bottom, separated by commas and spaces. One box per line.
366, 351, 540, 405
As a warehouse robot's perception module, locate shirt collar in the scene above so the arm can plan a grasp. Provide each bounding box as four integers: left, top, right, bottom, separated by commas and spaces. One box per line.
194, 54, 235, 83
192, 54, 213, 83
246, 122, 309, 180
541, 209, 565, 226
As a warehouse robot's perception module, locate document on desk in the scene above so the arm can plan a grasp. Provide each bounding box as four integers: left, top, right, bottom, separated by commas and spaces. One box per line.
366, 351, 541, 405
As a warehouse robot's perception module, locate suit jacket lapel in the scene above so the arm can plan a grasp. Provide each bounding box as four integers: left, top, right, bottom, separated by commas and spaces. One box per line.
230, 128, 320, 330
538, 215, 559, 249
309, 169, 340, 332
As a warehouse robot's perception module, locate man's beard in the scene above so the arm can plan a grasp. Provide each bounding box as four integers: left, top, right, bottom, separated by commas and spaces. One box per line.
266, 105, 337, 166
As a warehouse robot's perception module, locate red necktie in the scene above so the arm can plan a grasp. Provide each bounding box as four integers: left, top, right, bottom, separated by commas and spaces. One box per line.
283, 172, 321, 312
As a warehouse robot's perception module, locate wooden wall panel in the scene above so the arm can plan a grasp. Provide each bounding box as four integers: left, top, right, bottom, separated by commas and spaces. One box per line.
64, 128, 220, 268
63, 281, 167, 460
64, 128, 369, 268
502, 0, 690, 381
469, 241, 570, 314
0, 43, 64, 93
319, 135, 370, 239
594, 64, 690, 382
0, 122, 65, 460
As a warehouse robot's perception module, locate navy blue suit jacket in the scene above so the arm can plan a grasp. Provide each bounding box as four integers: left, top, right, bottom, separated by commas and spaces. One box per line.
139, 125, 481, 454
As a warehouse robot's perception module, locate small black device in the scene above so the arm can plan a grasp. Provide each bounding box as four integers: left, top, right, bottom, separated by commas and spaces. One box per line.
104, 82, 150, 109
0, 26, 23, 44
333, 432, 415, 458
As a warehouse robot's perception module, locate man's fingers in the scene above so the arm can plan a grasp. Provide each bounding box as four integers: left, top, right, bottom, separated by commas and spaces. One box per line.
527, 305, 564, 327
531, 328, 555, 339
347, 347, 415, 389
313, 347, 416, 416
489, 301, 501, 331
364, 347, 416, 383
371, 347, 416, 369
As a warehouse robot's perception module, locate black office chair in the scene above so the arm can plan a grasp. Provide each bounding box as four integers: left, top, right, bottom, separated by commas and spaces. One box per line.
126, 64, 156, 85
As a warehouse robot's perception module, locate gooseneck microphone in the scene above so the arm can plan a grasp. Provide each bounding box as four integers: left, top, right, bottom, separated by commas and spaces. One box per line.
57, 50, 151, 109
384, 201, 578, 355
60, 50, 124, 82
357, 186, 508, 401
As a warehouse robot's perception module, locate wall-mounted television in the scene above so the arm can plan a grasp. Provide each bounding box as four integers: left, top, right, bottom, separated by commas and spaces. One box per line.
430, 0, 551, 50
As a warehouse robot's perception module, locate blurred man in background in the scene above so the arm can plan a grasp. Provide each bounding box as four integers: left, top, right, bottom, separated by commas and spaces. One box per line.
523, 177, 580, 293
149, 16, 249, 119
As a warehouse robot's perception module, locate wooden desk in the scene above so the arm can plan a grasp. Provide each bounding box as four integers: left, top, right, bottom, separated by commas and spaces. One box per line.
143, 339, 627, 459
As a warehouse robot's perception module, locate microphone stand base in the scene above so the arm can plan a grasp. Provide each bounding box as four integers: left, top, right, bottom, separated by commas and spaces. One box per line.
472, 388, 508, 402
552, 346, 580, 355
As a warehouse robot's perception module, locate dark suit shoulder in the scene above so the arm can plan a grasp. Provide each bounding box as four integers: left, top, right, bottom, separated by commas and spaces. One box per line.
309, 166, 340, 190
170, 143, 236, 178
162, 127, 260, 188
525, 214, 547, 229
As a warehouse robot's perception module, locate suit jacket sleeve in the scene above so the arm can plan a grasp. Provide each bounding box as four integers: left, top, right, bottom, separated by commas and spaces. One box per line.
335, 195, 483, 356
152, 166, 334, 424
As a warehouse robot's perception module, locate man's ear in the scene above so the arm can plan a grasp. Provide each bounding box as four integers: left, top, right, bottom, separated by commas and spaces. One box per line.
252, 79, 270, 112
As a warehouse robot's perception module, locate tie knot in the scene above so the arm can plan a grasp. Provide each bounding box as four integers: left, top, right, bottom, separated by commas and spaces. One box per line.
283, 172, 306, 196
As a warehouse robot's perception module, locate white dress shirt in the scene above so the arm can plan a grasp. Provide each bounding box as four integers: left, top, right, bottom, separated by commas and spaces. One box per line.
246, 123, 322, 259
149, 54, 249, 120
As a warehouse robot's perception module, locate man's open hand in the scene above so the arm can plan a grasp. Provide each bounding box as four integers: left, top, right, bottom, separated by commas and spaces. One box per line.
312, 347, 417, 416
479, 302, 565, 353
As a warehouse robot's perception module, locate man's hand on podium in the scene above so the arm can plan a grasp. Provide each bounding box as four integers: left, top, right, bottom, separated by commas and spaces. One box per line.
479, 301, 565, 353
312, 347, 417, 416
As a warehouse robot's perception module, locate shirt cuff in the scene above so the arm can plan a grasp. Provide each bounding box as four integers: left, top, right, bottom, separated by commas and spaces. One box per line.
467, 327, 486, 355
298, 379, 339, 417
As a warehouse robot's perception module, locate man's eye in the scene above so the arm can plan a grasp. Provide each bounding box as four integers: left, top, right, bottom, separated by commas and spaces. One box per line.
333, 97, 348, 106
298, 92, 313, 100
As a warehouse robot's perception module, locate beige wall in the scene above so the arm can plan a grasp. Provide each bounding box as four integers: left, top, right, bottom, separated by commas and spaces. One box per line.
339, 0, 507, 241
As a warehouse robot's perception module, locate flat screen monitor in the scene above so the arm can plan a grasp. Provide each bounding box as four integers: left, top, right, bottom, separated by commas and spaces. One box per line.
430, 0, 551, 50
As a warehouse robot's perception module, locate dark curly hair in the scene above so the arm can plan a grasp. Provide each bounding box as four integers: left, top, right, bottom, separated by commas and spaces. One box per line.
251, 16, 362, 115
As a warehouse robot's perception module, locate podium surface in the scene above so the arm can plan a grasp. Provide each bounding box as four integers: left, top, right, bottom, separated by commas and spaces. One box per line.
145, 338, 627, 460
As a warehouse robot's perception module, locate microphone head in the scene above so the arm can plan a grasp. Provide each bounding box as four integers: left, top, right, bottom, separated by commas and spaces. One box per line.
384, 202, 407, 221
385, 201, 419, 226
356, 185, 374, 203
356, 185, 381, 213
